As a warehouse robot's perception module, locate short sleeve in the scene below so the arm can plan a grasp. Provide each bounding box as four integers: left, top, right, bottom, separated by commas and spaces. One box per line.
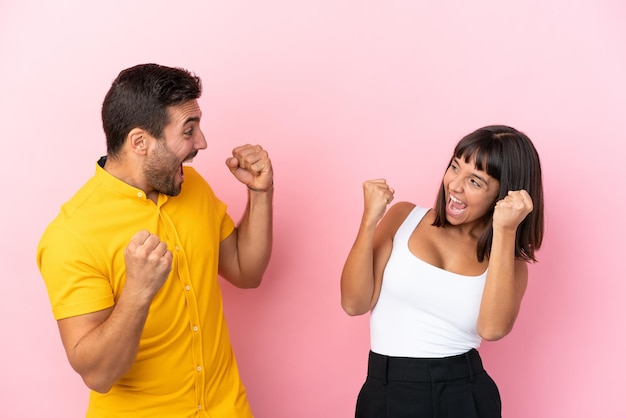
37, 225, 115, 320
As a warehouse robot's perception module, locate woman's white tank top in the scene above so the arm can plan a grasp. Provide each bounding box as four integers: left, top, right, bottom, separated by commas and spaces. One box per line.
370, 206, 487, 358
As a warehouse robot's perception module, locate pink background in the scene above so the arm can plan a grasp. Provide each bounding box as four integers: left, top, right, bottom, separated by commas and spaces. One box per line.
1, 1, 625, 417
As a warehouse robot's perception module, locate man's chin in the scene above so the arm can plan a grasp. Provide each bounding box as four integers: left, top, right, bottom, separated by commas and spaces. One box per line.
166, 187, 182, 197
159, 183, 182, 197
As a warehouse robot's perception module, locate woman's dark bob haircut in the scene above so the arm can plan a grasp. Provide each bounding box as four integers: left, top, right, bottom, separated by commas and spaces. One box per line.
432, 125, 544, 262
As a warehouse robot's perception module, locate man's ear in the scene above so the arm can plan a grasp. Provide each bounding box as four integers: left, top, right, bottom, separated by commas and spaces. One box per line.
127, 128, 149, 156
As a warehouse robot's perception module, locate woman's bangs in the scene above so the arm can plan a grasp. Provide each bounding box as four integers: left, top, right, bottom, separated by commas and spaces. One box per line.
455, 141, 501, 179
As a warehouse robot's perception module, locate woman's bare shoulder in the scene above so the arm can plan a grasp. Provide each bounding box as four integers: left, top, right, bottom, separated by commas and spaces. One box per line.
378, 201, 419, 236
388, 201, 417, 217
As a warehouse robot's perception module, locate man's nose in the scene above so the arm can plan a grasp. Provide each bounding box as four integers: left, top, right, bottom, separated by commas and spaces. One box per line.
196, 131, 207, 150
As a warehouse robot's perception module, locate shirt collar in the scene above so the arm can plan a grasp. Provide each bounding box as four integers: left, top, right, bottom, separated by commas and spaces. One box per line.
95, 156, 155, 202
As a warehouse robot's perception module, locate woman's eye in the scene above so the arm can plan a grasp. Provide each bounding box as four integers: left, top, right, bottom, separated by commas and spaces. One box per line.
470, 179, 481, 188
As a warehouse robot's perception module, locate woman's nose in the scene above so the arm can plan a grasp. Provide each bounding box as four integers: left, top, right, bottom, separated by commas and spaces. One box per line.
448, 176, 462, 192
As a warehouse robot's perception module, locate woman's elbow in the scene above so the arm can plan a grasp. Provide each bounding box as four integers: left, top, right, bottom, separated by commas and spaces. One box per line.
341, 298, 370, 316
478, 323, 513, 341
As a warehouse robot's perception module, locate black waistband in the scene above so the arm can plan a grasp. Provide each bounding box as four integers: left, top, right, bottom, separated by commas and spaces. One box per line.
367, 349, 484, 383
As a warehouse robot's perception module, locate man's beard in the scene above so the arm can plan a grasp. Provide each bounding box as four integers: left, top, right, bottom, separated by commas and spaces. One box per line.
143, 144, 183, 197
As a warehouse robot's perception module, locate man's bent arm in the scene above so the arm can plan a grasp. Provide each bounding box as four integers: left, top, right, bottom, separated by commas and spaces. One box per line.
57, 293, 151, 393
57, 230, 172, 392
219, 187, 273, 288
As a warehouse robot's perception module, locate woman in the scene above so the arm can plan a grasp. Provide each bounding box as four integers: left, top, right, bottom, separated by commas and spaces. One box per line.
340, 125, 544, 418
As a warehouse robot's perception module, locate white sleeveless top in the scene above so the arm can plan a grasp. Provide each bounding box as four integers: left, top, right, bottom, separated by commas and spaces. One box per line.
370, 206, 487, 358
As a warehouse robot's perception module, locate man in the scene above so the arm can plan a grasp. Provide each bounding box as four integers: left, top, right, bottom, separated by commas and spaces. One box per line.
37, 63, 273, 417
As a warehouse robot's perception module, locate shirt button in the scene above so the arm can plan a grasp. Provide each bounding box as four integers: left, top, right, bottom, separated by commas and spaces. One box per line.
175, 246, 180, 251
193, 326, 199, 332
185, 285, 191, 291
197, 405, 202, 411
197, 365, 202, 372
137, 192, 143, 198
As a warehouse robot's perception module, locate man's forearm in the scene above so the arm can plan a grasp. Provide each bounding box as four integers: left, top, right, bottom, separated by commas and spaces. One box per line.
235, 188, 274, 285
62, 294, 151, 393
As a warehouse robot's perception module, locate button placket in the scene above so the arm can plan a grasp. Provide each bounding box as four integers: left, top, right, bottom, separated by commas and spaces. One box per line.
157, 206, 206, 413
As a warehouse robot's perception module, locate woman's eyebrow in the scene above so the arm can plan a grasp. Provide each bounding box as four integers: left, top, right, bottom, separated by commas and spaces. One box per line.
455, 158, 487, 181
472, 172, 489, 184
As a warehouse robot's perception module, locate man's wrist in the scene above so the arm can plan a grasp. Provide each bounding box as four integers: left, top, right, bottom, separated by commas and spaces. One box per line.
247, 181, 274, 192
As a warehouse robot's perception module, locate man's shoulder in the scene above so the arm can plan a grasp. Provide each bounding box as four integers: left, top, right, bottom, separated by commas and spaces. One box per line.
182, 165, 207, 183
180, 166, 216, 196
58, 176, 109, 218
44, 173, 129, 239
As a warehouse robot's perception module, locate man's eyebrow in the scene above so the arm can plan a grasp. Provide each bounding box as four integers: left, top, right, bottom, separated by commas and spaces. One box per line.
184, 116, 201, 124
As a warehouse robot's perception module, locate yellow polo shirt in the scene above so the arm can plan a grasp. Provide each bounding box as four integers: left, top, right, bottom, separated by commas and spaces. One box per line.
37, 160, 253, 418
